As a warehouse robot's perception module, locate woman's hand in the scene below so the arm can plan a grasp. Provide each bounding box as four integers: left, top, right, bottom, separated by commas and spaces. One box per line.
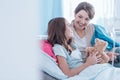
85, 52, 102, 65
107, 52, 119, 61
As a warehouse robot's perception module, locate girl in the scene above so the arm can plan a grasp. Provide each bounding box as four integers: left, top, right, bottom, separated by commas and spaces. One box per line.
47, 17, 101, 77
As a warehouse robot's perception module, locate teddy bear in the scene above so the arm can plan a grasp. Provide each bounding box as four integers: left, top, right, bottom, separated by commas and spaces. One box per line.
86, 38, 110, 64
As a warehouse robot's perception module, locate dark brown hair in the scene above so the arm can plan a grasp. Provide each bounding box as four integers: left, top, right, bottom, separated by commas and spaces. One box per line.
47, 17, 72, 51
47, 17, 66, 45
75, 2, 95, 19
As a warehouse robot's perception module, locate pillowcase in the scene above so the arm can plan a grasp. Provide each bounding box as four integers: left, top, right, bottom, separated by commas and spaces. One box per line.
39, 50, 68, 79
40, 40, 57, 62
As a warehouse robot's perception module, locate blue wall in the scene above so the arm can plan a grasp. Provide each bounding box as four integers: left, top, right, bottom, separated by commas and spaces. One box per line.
40, 0, 63, 35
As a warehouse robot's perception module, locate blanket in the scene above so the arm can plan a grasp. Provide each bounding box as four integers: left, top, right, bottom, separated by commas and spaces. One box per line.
40, 50, 120, 80
64, 63, 120, 80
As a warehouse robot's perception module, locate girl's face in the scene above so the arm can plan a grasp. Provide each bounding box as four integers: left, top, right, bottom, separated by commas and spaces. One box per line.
65, 20, 73, 40
74, 10, 90, 30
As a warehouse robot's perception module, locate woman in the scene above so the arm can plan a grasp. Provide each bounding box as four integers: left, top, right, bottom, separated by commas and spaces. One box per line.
47, 17, 101, 77
71, 2, 120, 67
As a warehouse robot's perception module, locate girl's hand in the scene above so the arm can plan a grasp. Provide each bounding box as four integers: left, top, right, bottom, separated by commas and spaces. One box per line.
85, 52, 102, 65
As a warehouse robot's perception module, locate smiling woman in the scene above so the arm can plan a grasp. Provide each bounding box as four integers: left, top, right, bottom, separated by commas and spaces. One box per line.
40, 0, 117, 35
62, 0, 115, 25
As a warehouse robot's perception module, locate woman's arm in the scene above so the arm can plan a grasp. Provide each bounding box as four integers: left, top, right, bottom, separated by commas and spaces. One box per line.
91, 24, 120, 51
107, 52, 119, 61
57, 53, 99, 77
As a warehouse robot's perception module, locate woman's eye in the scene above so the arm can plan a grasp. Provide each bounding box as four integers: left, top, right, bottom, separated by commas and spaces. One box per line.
85, 18, 90, 21
79, 16, 82, 18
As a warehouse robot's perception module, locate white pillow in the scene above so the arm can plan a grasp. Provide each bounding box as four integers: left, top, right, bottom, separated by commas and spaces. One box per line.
39, 50, 68, 79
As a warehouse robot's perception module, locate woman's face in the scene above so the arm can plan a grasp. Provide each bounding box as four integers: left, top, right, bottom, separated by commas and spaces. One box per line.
74, 10, 90, 30
65, 20, 73, 40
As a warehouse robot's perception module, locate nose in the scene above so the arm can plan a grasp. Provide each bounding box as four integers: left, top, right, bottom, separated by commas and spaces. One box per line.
81, 19, 85, 24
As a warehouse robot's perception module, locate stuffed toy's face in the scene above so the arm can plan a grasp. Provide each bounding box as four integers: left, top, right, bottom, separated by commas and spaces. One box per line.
86, 38, 109, 64
94, 38, 108, 52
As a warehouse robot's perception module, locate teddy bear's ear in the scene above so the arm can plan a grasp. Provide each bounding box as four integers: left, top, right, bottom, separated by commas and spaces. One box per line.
95, 38, 99, 43
104, 41, 108, 47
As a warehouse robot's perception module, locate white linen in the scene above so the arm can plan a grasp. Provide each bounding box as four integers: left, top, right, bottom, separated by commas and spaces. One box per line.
40, 50, 120, 80
64, 63, 120, 80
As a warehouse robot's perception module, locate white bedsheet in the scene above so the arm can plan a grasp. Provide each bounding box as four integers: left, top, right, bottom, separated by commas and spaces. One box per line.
40, 50, 120, 80
64, 63, 120, 80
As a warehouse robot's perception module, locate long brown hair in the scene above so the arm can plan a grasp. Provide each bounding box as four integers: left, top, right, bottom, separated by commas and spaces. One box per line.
47, 17, 71, 51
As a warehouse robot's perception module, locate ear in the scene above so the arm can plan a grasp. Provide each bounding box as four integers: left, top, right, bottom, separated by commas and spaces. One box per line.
95, 38, 99, 43
104, 41, 108, 47
95, 38, 100, 43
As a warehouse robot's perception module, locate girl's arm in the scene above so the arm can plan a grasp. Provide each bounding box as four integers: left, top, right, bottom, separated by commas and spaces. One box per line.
57, 53, 99, 77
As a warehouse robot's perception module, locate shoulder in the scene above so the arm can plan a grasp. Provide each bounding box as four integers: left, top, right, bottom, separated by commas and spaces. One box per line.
53, 44, 68, 58
53, 44, 63, 49
93, 24, 107, 33
93, 24, 105, 29
53, 44, 67, 53
87, 23, 94, 30
85, 23, 95, 34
